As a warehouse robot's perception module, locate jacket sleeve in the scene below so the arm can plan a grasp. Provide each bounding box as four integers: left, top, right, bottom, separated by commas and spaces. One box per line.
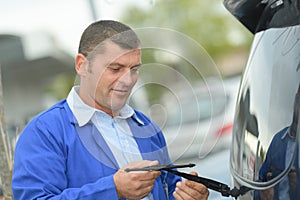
12, 118, 119, 200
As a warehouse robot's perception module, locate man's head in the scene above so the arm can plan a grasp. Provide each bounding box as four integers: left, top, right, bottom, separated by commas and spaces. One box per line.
78, 20, 141, 58
75, 20, 142, 116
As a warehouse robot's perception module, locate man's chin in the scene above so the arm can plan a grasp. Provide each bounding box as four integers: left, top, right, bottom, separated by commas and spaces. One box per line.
110, 102, 127, 113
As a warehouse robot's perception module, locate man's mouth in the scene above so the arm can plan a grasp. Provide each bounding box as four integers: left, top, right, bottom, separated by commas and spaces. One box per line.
112, 89, 128, 95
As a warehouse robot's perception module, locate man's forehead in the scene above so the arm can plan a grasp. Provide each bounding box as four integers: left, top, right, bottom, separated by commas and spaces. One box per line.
110, 49, 141, 67
107, 49, 140, 63
92, 44, 140, 66
102, 40, 140, 56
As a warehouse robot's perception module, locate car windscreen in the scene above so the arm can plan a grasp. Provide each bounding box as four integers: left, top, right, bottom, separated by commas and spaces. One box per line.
230, 24, 300, 194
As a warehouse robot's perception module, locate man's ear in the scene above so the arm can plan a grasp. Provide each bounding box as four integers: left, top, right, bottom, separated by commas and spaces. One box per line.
75, 54, 89, 76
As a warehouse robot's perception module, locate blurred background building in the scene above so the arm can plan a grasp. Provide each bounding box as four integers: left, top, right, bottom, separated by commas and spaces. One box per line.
0, 33, 74, 126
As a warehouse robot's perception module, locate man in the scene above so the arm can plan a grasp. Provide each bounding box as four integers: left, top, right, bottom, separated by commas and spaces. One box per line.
257, 84, 300, 200
12, 20, 209, 200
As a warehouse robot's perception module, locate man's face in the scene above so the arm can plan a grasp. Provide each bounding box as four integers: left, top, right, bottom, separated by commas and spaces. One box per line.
80, 41, 141, 116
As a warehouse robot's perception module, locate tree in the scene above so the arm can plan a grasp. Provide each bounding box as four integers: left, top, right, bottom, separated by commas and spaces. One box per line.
121, 0, 253, 62
0, 67, 13, 200
121, 0, 253, 105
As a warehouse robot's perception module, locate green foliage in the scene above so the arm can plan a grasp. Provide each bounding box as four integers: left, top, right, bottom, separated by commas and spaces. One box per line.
121, 0, 253, 104
46, 73, 75, 100
121, 0, 253, 60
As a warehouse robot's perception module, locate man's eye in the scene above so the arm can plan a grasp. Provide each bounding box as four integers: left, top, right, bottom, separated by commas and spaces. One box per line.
131, 66, 140, 72
109, 67, 120, 71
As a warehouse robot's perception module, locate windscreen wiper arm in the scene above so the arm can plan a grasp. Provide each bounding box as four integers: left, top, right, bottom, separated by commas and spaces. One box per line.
125, 163, 251, 199
165, 168, 250, 199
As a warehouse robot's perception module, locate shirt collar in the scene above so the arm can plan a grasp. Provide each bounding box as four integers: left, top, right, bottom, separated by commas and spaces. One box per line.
281, 127, 293, 140
67, 86, 144, 126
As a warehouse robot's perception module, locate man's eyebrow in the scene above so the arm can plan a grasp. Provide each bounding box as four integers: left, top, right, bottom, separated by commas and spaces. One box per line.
132, 63, 142, 68
109, 62, 125, 67
108, 62, 142, 68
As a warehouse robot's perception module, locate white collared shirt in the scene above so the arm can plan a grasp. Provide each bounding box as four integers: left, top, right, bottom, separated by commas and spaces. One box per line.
66, 86, 144, 168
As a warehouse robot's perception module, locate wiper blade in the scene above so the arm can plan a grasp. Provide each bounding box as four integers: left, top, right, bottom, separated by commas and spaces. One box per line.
166, 168, 251, 199
124, 163, 195, 172
125, 163, 251, 199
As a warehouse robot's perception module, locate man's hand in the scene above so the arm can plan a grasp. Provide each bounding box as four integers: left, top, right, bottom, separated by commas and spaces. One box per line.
289, 166, 297, 197
114, 160, 161, 199
259, 172, 274, 200
259, 188, 274, 200
173, 171, 209, 200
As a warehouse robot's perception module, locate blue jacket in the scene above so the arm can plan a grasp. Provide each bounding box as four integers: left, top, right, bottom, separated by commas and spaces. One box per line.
258, 127, 300, 200
12, 100, 181, 199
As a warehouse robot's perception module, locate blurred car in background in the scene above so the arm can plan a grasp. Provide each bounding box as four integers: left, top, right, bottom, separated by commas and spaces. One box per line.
158, 75, 241, 161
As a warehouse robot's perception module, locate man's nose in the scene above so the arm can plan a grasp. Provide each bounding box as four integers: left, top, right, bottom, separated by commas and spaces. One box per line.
118, 70, 134, 85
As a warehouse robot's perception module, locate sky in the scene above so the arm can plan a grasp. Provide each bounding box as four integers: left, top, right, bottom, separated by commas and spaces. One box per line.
0, 0, 152, 56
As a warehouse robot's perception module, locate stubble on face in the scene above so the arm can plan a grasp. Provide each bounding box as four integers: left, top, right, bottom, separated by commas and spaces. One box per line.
82, 42, 141, 116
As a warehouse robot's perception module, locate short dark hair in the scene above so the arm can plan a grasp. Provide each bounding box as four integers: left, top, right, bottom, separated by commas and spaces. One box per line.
78, 20, 141, 57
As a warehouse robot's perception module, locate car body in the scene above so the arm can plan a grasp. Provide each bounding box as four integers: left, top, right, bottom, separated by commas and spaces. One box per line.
224, 0, 300, 199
